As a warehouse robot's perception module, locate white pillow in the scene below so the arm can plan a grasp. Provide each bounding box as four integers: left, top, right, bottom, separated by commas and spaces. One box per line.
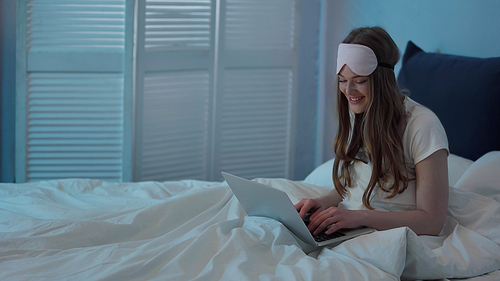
303, 158, 334, 187
304, 154, 473, 188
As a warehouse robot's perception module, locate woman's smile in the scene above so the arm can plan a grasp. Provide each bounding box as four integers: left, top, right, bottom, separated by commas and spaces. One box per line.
348, 95, 365, 104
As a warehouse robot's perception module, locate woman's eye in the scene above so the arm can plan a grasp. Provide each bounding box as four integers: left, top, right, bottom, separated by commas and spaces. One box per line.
356, 80, 368, 84
339, 79, 347, 83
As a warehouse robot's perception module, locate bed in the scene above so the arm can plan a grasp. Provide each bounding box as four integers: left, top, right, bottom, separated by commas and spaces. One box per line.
1, 42, 500, 280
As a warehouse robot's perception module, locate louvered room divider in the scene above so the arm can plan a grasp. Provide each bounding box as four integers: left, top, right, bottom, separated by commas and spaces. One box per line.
16, 0, 304, 183
16, 0, 134, 182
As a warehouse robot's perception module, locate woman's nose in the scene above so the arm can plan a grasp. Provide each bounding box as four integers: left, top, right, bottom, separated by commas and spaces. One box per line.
345, 81, 356, 95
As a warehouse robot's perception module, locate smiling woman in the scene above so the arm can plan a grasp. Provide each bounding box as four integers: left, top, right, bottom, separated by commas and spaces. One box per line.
295, 26, 450, 237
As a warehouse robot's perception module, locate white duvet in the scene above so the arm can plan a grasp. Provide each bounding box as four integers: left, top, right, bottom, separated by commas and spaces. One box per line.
1, 152, 499, 281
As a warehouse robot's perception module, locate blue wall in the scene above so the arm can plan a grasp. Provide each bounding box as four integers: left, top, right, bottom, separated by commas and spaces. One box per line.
318, 0, 500, 163
1, 1, 16, 182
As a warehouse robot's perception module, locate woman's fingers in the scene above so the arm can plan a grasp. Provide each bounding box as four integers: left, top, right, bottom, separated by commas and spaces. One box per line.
297, 200, 356, 234
313, 216, 339, 235
294, 200, 304, 212
324, 223, 342, 235
309, 207, 328, 222
295, 199, 320, 219
308, 207, 336, 232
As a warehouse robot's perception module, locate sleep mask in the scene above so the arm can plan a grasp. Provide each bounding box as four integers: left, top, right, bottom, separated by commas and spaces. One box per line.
336, 43, 393, 76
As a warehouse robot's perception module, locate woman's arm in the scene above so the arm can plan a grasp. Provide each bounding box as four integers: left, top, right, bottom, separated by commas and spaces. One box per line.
308, 149, 449, 236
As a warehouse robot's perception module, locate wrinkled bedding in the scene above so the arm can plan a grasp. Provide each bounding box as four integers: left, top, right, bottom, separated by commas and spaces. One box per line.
1, 152, 499, 280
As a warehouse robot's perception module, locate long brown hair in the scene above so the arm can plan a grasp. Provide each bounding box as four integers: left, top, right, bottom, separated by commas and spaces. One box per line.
332, 27, 410, 209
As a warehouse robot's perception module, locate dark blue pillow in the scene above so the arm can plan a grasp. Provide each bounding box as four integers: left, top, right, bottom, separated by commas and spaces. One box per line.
397, 41, 500, 161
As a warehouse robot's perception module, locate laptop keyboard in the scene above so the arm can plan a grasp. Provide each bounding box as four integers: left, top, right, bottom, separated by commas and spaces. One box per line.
313, 230, 346, 242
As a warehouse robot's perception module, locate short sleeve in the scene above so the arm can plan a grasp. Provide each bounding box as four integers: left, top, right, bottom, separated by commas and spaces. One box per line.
404, 108, 449, 165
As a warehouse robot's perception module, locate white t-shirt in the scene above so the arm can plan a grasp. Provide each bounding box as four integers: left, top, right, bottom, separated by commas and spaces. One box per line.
341, 96, 449, 211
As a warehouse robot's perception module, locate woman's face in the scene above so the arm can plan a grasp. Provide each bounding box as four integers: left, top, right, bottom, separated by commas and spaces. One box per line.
338, 65, 371, 114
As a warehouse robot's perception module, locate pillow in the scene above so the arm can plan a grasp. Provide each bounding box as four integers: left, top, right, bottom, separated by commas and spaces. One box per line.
397, 41, 500, 161
305, 154, 472, 188
303, 158, 334, 187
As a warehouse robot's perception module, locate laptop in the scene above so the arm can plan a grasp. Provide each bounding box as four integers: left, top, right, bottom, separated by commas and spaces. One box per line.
222, 172, 374, 247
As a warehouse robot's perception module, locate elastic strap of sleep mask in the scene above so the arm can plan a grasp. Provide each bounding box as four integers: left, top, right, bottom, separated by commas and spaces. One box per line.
377, 62, 394, 70
337, 43, 394, 75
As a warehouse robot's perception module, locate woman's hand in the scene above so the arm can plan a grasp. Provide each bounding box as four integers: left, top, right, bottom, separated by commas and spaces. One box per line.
294, 189, 344, 223
307, 206, 362, 235
294, 198, 326, 220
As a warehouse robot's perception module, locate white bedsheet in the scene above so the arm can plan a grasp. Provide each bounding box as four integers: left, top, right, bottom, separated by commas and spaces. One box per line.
1, 152, 499, 280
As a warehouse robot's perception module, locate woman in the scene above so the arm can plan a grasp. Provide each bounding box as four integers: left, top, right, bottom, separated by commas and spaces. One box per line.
295, 27, 449, 237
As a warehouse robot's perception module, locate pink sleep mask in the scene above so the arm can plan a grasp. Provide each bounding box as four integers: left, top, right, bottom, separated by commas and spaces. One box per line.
336, 43, 378, 76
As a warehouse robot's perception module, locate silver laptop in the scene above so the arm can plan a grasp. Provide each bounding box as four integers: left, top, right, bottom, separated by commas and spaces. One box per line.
222, 172, 374, 247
